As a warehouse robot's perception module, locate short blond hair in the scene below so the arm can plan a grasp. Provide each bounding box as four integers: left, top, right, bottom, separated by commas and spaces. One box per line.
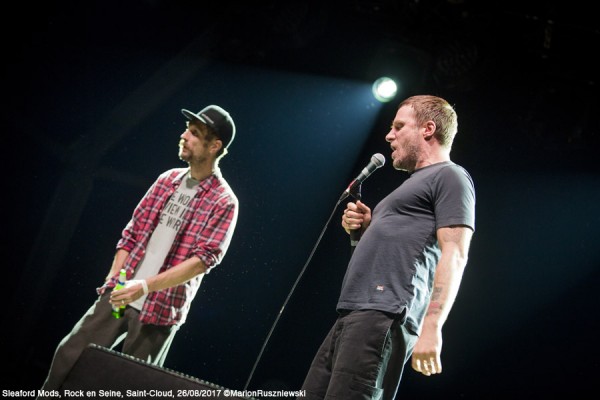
399, 95, 458, 149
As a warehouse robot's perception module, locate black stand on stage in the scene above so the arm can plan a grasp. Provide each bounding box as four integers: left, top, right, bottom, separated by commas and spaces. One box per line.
244, 154, 384, 390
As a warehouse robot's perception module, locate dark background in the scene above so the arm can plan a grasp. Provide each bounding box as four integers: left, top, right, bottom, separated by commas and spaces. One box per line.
4, 1, 599, 398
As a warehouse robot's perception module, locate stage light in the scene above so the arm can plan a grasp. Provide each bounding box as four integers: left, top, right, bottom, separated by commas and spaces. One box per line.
372, 77, 397, 102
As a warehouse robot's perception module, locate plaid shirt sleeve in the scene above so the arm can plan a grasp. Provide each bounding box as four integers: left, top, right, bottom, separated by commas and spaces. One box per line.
192, 194, 238, 273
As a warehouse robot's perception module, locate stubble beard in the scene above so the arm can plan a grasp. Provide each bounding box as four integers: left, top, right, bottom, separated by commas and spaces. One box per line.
393, 145, 419, 172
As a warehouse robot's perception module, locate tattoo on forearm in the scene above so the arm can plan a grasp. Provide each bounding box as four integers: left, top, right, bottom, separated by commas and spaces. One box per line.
428, 287, 443, 316
428, 301, 442, 316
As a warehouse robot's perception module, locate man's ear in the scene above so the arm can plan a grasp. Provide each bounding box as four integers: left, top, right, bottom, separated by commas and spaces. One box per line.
212, 139, 223, 154
423, 121, 436, 141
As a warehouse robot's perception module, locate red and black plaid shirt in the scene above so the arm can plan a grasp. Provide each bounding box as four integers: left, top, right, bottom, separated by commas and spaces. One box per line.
98, 168, 238, 325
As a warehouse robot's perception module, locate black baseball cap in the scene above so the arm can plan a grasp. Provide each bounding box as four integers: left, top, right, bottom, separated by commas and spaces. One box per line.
181, 105, 236, 149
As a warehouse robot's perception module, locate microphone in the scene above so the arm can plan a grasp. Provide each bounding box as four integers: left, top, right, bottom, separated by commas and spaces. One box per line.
340, 153, 386, 251
340, 153, 386, 201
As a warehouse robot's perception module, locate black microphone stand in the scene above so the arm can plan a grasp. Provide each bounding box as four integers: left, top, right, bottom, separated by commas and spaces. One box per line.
244, 191, 346, 391
244, 177, 369, 390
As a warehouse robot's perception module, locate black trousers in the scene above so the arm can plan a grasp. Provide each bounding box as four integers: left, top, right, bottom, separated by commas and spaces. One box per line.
300, 309, 417, 400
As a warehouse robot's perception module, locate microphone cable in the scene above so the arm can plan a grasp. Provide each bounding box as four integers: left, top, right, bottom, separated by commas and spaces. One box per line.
243, 195, 346, 391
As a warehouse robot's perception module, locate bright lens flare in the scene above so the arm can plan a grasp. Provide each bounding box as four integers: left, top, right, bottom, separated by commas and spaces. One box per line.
372, 77, 398, 102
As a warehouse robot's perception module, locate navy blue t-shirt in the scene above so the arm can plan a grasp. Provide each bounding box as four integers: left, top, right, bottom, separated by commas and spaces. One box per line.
336, 161, 476, 335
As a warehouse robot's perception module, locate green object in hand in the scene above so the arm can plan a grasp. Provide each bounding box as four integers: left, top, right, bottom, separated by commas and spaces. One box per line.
111, 269, 127, 319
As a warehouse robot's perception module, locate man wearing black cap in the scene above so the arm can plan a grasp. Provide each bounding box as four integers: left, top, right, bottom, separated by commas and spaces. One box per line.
39, 105, 239, 392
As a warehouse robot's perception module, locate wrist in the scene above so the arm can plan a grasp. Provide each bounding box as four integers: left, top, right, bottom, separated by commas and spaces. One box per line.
140, 279, 149, 295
